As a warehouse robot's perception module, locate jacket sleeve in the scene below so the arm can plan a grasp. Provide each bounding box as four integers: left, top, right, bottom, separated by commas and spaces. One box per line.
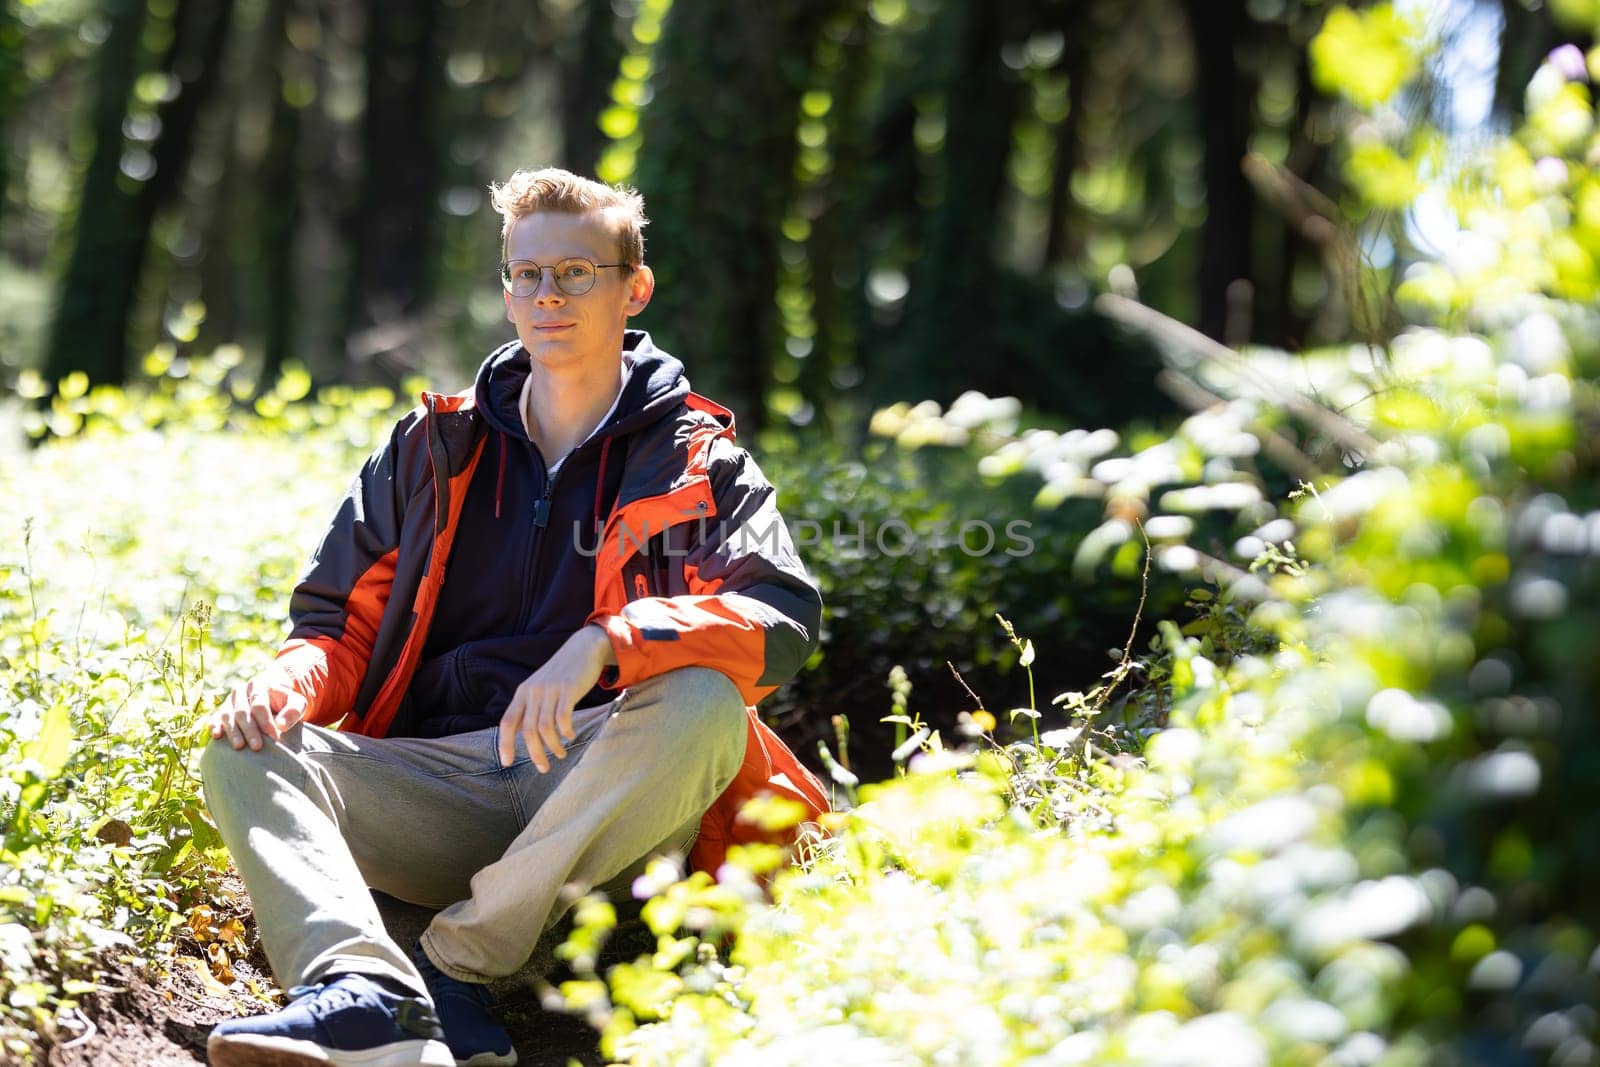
257, 415, 413, 726
588, 442, 822, 706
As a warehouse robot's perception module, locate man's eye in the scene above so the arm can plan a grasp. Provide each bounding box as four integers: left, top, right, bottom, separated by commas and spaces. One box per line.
562, 264, 592, 279
516, 269, 538, 281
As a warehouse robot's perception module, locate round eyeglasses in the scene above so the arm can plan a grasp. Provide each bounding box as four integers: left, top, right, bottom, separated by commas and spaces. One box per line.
499, 257, 632, 297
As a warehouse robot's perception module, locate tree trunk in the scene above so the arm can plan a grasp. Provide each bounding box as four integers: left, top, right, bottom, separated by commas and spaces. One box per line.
874, 0, 1026, 404
43, 0, 150, 386
558, 0, 624, 177
1494, 0, 1574, 122
1269, 44, 1325, 350
798, 7, 873, 428
1182, 0, 1254, 343
342, 0, 442, 381
1043, 1, 1094, 267
633, 0, 845, 427
255, 0, 302, 384
46, 0, 233, 386
0, 3, 23, 234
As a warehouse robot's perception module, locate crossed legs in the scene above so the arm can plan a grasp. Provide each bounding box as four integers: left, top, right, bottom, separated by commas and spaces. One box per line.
199, 666, 748, 994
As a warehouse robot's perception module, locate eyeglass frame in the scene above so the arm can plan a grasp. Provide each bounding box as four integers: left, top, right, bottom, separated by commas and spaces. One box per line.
498, 257, 634, 298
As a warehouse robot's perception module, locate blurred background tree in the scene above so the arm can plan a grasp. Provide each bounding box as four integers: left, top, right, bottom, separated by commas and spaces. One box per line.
7, 0, 1547, 423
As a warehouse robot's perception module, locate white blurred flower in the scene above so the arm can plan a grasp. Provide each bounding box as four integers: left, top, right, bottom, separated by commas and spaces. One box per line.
1365, 688, 1453, 742
1509, 312, 1569, 374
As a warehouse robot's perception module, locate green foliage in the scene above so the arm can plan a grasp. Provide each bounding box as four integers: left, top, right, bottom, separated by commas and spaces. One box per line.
759, 415, 1187, 779
1309, 4, 1425, 110
1548, 0, 1600, 37
6, 344, 409, 445
545, 30, 1600, 1067
0, 369, 400, 1059
1396, 45, 1600, 314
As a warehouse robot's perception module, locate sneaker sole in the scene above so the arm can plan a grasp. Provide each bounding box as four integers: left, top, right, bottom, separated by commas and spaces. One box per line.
456, 1051, 517, 1067
207, 1032, 455, 1067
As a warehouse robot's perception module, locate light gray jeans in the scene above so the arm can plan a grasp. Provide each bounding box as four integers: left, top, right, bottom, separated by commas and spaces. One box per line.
198, 666, 747, 996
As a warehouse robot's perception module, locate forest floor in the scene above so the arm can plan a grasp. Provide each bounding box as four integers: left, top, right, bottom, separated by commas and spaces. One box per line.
50, 963, 602, 1066
43, 878, 612, 1066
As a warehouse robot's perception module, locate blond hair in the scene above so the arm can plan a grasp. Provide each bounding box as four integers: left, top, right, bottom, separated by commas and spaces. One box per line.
488, 168, 648, 266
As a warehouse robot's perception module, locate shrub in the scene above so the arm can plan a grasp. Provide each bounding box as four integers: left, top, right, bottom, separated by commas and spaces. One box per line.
0, 370, 397, 1059
549, 13, 1600, 1065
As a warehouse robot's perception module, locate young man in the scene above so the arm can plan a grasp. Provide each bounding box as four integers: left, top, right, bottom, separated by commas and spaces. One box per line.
202, 169, 828, 1067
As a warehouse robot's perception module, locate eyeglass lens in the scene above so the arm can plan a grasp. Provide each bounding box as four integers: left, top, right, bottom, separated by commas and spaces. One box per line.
502, 258, 598, 297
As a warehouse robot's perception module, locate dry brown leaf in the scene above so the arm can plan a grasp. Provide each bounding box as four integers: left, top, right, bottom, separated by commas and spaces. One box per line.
205, 943, 236, 984
217, 918, 246, 947
179, 955, 231, 997
188, 905, 216, 943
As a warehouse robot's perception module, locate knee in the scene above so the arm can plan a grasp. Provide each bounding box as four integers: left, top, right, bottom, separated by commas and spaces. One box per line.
630, 667, 746, 744
653, 666, 744, 716
197, 735, 235, 788
197, 733, 289, 800
197, 738, 241, 817
198, 736, 254, 798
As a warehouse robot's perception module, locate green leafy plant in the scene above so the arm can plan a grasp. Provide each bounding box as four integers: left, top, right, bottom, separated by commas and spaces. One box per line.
542, 13, 1600, 1063
0, 362, 402, 1059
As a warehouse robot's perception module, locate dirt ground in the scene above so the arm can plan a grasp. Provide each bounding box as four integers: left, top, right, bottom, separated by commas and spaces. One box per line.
43, 962, 604, 1066
37, 884, 626, 1067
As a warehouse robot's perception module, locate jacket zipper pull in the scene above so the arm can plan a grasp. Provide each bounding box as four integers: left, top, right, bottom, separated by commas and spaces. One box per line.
533, 478, 554, 527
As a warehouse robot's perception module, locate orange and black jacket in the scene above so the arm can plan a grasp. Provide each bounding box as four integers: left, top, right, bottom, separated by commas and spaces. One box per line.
257, 332, 830, 874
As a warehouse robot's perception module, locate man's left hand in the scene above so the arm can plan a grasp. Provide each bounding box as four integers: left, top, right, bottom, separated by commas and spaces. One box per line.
497, 624, 617, 771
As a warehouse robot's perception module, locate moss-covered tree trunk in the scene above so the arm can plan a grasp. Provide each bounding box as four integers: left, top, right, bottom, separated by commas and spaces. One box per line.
0, 2, 24, 234
871, 0, 1026, 406
45, 0, 235, 387
42, 0, 150, 386
798, 7, 874, 430
632, 0, 846, 427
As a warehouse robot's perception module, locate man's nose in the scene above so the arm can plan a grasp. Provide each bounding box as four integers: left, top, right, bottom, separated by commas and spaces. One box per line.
534, 269, 566, 303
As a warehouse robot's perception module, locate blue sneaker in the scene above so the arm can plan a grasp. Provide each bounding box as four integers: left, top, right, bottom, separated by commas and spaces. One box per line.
207, 973, 453, 1067
410, 942, 517, 1067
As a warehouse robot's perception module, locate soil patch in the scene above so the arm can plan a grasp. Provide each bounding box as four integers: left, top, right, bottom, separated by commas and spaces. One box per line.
37, 881, 618, 1066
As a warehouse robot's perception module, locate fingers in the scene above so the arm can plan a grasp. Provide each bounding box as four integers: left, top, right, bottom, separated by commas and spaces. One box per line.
211, 682, 247, 741
210, 687, 256, 751
500, 682, 578, 772
534, 697, 567, 767
210, 680, 304, 752
497, 700, 521, 768
520, 693, 556, 773
496, 629, 606, 770
272, 690, 308, 733
222, 708, 264, 751
556, 701, 576, 748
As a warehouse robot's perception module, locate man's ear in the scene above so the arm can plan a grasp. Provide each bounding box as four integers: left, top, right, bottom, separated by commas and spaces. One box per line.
504, 288, 515, 325
624, 265, 655, 318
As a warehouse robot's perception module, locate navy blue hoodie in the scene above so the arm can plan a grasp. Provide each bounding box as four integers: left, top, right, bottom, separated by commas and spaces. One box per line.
391, 332, 689, 737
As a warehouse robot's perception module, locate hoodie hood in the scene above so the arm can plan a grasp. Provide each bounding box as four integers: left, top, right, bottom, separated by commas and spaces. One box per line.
473, 329, 691, 444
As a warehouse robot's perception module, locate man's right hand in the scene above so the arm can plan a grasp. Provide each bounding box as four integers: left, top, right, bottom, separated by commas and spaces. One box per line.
209, 678, 308, 751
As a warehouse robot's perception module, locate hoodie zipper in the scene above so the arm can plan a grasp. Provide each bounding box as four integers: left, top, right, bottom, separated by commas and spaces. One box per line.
515, 453, 559, 631
532, 469, 555, 527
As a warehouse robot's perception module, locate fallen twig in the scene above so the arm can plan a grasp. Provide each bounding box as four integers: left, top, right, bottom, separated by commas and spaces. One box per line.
1155, 369, 1323, 482
1098, 293, 1379, 458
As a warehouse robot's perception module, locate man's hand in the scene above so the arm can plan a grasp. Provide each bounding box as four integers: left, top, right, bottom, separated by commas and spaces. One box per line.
209, 677, 308, 751
498, 625, 617, 771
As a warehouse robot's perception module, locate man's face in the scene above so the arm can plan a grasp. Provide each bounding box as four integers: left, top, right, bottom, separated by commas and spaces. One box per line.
502, 210, 653, 372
